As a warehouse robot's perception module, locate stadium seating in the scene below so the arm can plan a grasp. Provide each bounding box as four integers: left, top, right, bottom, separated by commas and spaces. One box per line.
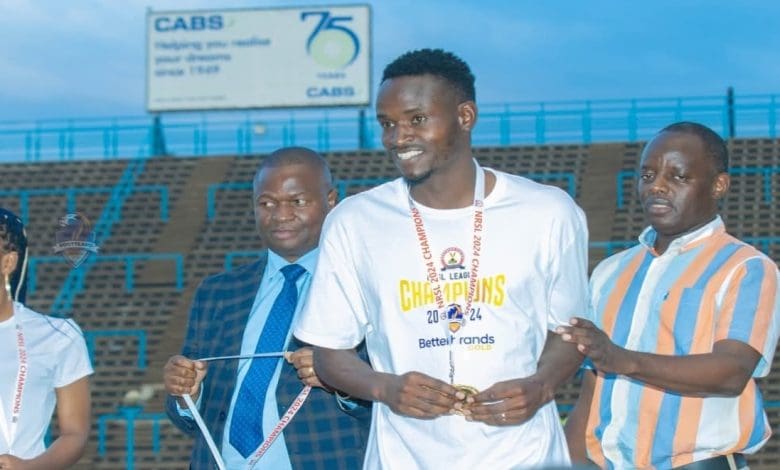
0, 137, 777, 469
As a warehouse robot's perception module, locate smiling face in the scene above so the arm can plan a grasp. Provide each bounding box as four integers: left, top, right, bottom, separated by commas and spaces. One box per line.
376, 74, 476, 185
637, 130, 730, 252
253, 162, 336, 262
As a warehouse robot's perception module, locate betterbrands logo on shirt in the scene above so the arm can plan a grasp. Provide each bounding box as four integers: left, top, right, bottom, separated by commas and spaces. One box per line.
417, 333, 496, 351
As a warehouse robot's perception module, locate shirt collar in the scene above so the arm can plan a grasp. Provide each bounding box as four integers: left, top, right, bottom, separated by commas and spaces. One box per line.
266, 248, 318, 278
638, 215, 725, 254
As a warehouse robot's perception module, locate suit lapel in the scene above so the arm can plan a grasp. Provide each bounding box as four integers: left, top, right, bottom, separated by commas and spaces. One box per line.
220, 256, 265, 354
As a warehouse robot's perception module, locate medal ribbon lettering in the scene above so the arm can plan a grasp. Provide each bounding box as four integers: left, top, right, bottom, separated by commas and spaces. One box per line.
181, 351, 311, 470
245, 385, 312, 469
0, 305, 27, 453
407, 159, 485, 384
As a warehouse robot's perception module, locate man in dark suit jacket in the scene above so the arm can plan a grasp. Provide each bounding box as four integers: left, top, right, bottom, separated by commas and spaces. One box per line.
164, 147, 369, 469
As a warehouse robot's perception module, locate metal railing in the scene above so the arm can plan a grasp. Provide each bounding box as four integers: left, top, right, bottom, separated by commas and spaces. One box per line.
97, 406, 167, 470
1, 93, 777, 163
0, 184, 169, 223
28, 253, 184, 295
84, 329, 148, 370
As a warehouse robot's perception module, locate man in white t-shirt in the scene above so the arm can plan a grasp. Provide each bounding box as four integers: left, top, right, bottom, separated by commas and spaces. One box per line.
293, 48, 589, 469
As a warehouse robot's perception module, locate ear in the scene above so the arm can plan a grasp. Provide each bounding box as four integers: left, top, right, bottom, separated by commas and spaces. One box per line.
711, 172, 730, 200
457, 101, 478, 132
326, 188, 337, 209
1, 251, 18, 278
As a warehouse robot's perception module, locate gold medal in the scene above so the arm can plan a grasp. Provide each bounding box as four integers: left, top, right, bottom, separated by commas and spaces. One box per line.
452, 384, 479, 416
454, 384, 479, 397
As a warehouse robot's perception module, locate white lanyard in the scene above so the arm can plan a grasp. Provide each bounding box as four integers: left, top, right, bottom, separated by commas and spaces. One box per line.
182, 351, 312, 470
407, 159, 485, 384
0, 305, 27, 451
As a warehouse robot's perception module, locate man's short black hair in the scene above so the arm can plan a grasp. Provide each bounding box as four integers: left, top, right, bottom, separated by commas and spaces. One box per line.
381, 48, 475, 102
660, 121, 729, 173
255, 146, 333, 188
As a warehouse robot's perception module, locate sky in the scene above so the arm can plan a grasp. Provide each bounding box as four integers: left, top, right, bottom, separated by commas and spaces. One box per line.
0, 0, 778, 121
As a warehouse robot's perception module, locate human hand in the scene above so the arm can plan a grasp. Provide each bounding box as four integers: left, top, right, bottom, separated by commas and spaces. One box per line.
378, 371, 464, 419
464, 375, 551, 426
285, 347, 330, 390
0, 454, 29, 469
163, 355, 208, 405
556, 317, 627, 374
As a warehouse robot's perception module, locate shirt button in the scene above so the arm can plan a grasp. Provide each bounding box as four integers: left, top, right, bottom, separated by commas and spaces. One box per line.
219, 412, 226, 420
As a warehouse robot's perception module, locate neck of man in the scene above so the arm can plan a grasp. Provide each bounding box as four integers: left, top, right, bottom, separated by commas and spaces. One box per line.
409, 153, 492, 210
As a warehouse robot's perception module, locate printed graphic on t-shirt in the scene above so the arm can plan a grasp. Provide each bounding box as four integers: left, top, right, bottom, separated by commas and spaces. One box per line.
396, 246, 505, 352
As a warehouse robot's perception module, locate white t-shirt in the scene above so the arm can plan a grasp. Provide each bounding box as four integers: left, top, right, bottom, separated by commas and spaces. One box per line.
295, 169, 589, 469
0, 302, 93, 458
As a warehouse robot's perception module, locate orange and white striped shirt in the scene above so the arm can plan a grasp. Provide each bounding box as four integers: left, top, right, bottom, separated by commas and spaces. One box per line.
585, 216, 780, 469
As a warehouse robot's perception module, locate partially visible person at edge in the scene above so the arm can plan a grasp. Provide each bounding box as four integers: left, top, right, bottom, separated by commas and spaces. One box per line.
561, 122, 780, 470
163, 147, 370, 469
293, 48, 589, 468
0, 208, 93, 469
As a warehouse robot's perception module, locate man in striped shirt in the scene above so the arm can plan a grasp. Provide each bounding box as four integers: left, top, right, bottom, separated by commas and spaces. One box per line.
561, 121, 780, 470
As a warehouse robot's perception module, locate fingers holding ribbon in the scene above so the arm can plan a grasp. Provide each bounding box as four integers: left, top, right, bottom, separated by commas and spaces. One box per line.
163, 355, 208, 399
382, 371, 462, 419
286, 347, 328, 389
296, 366, 322, 388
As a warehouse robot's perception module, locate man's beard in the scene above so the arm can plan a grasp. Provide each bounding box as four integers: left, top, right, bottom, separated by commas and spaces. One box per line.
403, 169, 433, 186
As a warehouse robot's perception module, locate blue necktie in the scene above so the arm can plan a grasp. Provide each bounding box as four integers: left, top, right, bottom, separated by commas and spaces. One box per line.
229, 263, 306, 458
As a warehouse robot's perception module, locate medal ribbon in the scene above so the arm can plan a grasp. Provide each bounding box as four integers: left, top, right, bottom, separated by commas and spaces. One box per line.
181, 351, 312, 470
0, 304, 27, 452
407, 159, 485, 384
245, 385, 311, 469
